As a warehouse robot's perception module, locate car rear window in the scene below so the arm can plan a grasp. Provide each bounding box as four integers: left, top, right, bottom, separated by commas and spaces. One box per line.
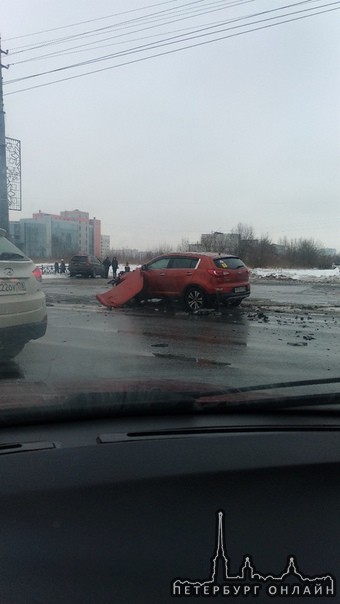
214, 257, 246, 269
0, 235, 28, 261
71, 256, 88, 263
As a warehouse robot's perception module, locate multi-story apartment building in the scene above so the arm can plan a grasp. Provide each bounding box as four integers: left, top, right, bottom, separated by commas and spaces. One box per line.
9, 209, 102, 260
101, 235, 110, 258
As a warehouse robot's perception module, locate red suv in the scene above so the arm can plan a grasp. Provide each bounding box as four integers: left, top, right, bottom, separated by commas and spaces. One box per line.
140, 252, 250, 310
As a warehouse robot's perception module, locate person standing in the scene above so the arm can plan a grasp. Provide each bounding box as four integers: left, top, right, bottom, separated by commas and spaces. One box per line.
102, 256, 111, 279
124, 261, 130, 273
54, 261, 59, 274
111, 257, 119, 278
60, 259, 66, 274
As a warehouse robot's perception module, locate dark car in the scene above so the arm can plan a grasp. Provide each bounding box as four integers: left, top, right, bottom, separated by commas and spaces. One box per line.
140, 252, 250, 310
69, 254, 106, 278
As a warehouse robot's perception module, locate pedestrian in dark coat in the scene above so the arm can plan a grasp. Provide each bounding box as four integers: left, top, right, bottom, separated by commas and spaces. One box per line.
111, 257, 119, 278
103, 256, 111, 279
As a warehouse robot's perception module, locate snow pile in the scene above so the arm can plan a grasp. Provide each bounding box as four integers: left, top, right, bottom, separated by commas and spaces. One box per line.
251, 267, 340, 283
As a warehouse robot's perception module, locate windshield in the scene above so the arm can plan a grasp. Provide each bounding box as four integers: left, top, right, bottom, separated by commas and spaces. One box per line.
1, 0, 340, 414
0, 234, 28, 260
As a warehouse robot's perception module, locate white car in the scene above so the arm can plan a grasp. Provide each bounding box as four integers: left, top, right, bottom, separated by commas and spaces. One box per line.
0, 229, 47, 361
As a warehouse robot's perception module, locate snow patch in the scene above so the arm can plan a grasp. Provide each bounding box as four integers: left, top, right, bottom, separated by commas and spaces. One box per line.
251, 267, 340, 283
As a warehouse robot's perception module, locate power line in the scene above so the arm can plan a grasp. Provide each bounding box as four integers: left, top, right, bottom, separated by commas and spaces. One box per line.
4, 1, 339, 87
7, 0, 274, 72
11, 20, 228, 65
3, 0, 189, 41
5, 5, 339, 96
8, 0, 314, 64
8, 0, 251, 53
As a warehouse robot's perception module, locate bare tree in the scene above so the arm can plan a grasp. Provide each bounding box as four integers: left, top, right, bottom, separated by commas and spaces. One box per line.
251, 235, 276, 267
276, 238, 326, 268
230, 223, 255, 264
176, 238, 190, 252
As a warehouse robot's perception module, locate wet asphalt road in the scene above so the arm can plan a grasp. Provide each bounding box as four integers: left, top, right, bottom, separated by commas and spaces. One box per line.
5, 277, 339, 389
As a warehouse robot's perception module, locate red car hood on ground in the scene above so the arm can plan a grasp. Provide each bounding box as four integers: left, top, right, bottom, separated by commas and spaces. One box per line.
96, 269, 143, 308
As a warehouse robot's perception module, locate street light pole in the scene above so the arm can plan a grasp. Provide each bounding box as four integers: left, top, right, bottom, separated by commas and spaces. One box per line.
0, 35, 9, 233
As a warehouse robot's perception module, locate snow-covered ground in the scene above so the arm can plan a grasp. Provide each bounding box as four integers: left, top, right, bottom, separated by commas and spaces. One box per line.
251, 267, 340, 283
39, 263, 340, 283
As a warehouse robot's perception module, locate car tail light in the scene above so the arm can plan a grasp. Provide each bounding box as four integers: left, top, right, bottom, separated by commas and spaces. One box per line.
207, 269, 230, 278
32, 266, 42, 281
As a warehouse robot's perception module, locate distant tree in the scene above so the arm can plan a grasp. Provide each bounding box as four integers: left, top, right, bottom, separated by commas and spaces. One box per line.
140, 243, 174, 263
230, 223, 255, 264
148, 242, 174, 256
296, 239, 320, 267
251, 235, 276, 267
277, 238, 325, 268
176, 238, 190, 252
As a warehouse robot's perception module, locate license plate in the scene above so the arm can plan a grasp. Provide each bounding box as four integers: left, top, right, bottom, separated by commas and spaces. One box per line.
0, 280, 27, 295
234, 286, 246, 293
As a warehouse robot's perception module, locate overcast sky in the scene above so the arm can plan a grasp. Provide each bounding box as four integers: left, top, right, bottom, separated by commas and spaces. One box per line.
2, 0, 340, 251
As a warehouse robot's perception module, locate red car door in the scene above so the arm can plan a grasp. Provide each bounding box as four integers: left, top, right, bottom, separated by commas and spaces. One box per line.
164, 256, 200, 296
142, 256, 171, 297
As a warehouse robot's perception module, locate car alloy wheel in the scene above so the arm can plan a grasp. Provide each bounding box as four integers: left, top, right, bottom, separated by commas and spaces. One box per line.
185, 287, 206, 311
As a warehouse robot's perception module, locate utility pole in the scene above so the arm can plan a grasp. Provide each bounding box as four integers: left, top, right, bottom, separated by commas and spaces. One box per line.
0, 35, 9, 233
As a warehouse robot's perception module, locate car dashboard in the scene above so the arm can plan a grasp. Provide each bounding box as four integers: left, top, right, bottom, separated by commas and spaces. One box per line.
0, 406, 339, 603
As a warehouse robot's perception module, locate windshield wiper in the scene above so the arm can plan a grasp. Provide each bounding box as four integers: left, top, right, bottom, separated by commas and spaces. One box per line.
58, 376, 340, 416
1, 378, 340, 428
207, 376, 340, 395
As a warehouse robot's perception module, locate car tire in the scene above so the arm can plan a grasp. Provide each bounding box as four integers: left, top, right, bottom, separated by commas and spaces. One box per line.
184, 287, 206, 311
127, 293, 144, 306
0, 342, 25, 362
